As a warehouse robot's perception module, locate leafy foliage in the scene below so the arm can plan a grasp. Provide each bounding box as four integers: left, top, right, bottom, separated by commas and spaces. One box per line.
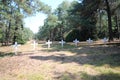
37, 0, 120, 42
0, 0, 51, 45
65, 29, 81, 42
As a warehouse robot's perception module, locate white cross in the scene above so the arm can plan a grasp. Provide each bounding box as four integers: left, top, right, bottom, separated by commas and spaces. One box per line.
86, 38, 93, 44
13, 42, 21, 55
102, 37, 108, 44
31, 40, 38, 50
59, 40, 65, 47
46, 40, 52, 48
73, 39, 79, 47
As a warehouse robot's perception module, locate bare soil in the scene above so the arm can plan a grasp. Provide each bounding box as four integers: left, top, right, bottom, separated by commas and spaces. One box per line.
0, 41, 120, 80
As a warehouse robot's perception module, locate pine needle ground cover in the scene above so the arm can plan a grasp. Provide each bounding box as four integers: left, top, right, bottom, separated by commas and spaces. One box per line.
0, 42, 120, 80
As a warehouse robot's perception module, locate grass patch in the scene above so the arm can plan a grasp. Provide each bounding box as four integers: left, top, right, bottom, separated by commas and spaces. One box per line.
60, 74, 72, 80
59, 66, 120, 80
42, 43, 75, 49
17, 73, 52, 80
27, 74, 45, 80
88, 53, 120, 67
0, 52, 15, 57
81, 71, 120, 80
0, 43, 119, 80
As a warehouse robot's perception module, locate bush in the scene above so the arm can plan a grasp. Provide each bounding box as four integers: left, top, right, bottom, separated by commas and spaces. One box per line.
17, 38, 26, 44
16, 35, 26, 45
65, 28, 97, 42
65, 29, 81, 42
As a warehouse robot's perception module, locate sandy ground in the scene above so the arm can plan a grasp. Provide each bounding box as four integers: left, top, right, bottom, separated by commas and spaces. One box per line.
0, 41, 120, 80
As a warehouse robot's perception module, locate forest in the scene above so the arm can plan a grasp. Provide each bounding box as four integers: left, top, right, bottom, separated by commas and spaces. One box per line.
37, 0, 120, 42
0, 0, 50, 45
0, 0, 120, 80
0, 0, 120, 45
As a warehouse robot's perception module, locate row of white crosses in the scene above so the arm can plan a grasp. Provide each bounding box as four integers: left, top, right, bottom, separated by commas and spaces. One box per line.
46, 39, 80, 48
13, 40, 38, 55
13, 38, 108, 54
46, 37, 108, 48
87, 37, 108, 44
86, 37, 108, 44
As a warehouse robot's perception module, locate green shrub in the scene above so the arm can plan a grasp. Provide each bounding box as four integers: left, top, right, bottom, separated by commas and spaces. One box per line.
65, 29, 81, 42
16, 37, 26, 44
65, 28, 98, 42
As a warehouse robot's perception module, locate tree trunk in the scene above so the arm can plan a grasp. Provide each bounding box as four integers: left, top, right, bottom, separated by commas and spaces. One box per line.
105, 0, 113, 41
49, 30, 51, 40
5, 25, 8, 46
51, 29, 53, 41
13, 26, 18, 44
60, 26, 62, 40
99, 10, 102, 34
6, 20, 11, 45
115, 15, 119, 39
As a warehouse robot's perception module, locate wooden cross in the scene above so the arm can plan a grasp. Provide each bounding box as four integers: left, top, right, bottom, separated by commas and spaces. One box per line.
46, 40, 52, 48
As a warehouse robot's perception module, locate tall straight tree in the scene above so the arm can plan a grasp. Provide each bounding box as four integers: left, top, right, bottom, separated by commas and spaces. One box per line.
55, 1, 70, 39
105, 0, 113, 41
80, 0, 115, 41
44, 14, 58, 40
0, 0, 51, 45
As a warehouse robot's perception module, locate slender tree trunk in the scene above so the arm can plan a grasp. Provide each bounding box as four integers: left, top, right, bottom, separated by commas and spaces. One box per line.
51, 29, 53, 41
6, 20, 11, 45
115, 15, 119, 39
13, 26, 18, 44
99, 10, 102, 34
60, 26, 62, 40
5, 24, 8, 46
53, 28, 57, 41
60, 26, 64, 40
118, 21, 120, 39
49, 30, 51, 40
105, 0, 113, 41
13, 22, 17, 44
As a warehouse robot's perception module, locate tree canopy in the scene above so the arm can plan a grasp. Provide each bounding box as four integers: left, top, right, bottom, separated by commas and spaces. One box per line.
0, 0, 120, 44
37, 0, 120, 42
0, 0, 51, 45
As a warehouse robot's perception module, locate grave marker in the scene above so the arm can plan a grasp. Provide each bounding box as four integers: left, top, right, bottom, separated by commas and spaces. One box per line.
86, 38, 93, 44
13, 42, 21, 55
46, 40, 52, 48
31, 40, 38, 50
73, 39, 79, 47
102, 37, 108, 44
59, 40, 65, 47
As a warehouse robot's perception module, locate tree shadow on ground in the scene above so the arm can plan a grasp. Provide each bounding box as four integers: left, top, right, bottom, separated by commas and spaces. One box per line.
0, 52, 15, 57
0, 50, 40, 57
39, 43, 119, 69
30, 52, 120, 67
33, 43, 120, 67
41, 43, 120, 54
54, 71, 120, 80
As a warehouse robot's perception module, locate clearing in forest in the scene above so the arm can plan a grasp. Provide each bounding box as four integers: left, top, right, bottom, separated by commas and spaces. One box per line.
0, 41, 120, 80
